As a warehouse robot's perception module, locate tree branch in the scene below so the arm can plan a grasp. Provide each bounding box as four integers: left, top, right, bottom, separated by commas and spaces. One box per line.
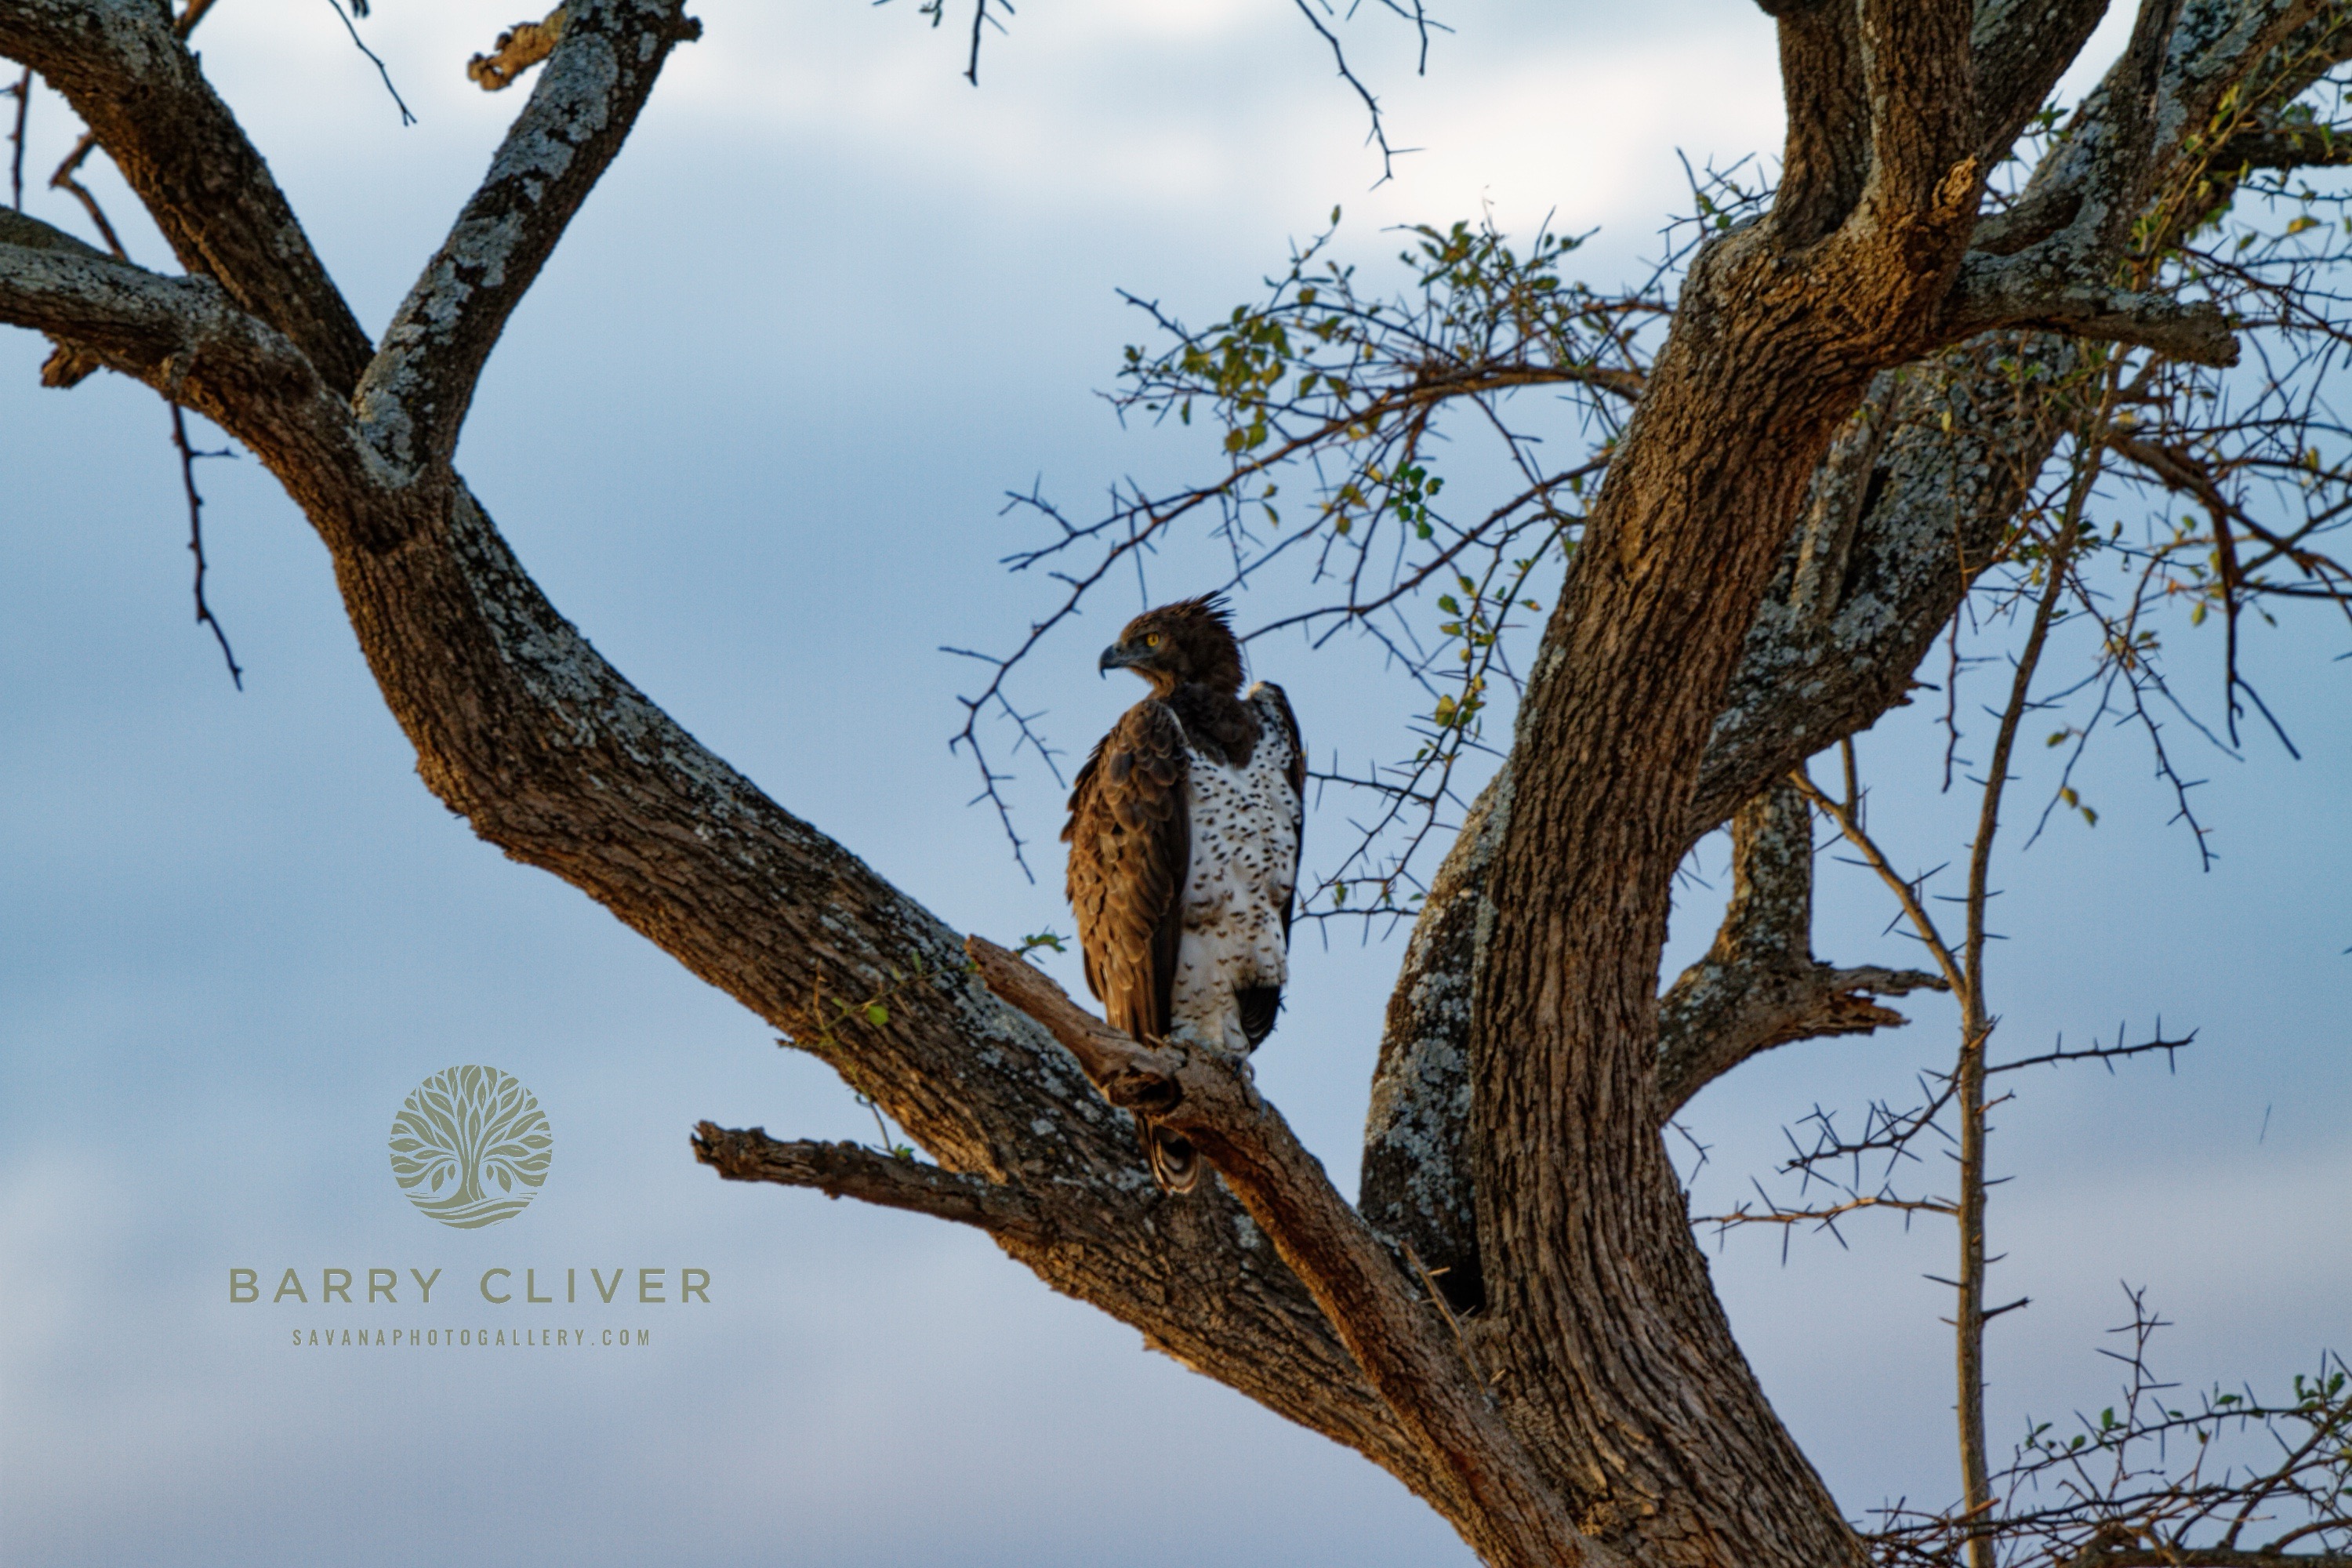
1855, 0, 1977, 217
2152, 0, 2336, 176
0, 232, 310, 408
1948, 0, 2336, 366
1947, 260, 2241, 364
1359, 766, 1503, 1316
1363, 333, 2067, 1317
1654, 781, 1946, 1121
691, 1123, 1049, 1241
0, 203, 101, 260
0, 13, 1501, 1541
1772, 2, 1867, 245
310, 478, 1450, 1525
966, 937, 1606, 1568
1969, 0, 2113, 167
355, 0, 700, 473
0, 0, 376, 393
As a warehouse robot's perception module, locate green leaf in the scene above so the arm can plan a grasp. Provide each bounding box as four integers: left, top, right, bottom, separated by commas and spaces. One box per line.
864, 1002, 891, 1027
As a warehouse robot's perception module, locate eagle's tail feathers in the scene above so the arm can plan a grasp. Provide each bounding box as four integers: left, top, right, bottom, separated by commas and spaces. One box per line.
1137, 1115, 1200, 1195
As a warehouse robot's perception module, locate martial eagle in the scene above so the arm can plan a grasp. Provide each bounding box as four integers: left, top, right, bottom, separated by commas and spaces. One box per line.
1062, 596, 1305, 1193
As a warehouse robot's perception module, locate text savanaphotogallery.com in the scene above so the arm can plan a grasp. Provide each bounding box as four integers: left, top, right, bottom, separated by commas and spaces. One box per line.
286, 1327, 658, 1348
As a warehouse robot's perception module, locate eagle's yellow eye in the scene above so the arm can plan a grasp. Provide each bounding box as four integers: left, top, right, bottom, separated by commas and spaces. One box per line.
1144, 633, 1161, 648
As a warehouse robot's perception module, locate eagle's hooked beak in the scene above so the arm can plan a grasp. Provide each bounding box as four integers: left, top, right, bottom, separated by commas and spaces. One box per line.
1098, 642, 1140, 677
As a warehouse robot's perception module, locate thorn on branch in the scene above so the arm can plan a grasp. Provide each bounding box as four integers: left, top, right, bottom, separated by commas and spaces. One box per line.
1988, 1025, 2195, 1076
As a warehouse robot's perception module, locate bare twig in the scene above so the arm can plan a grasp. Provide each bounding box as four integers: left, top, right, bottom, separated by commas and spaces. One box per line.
169, 402, 242, 689
48, 132, 126, 262
6, 66, 27, 212
1951, 381, 2101, 1561
1289, 0, 1410, 183
325, 0, 416, 125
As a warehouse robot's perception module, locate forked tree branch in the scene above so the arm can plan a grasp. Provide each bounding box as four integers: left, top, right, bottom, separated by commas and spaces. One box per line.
5, 3, 2343, 1566
0, 13, 1463, 1523
0, 0, 376, 392
0, 226, 356, 448
1948, 0, 2338, 364
1359, 0, 2338, 1313
966, 938, 1607, 1568
1362, 335, 2063, 1308
356, 0, 701, 472
1653, 781, 1946, 1120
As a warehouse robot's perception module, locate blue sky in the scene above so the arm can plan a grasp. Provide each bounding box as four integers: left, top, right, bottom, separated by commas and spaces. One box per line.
2, 3, 2347, 1564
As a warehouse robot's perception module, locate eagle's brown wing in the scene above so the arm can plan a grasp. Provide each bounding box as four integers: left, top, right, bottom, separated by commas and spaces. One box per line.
1063, 701, 1197, 1191
1064, 699, 1192, 1040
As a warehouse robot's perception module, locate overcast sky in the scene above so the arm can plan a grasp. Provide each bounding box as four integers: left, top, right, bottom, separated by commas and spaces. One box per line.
4, 3, 2347, 1565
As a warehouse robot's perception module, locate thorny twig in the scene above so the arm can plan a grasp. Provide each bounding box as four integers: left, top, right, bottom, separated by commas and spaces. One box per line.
1868, 1287, 2352, 1568
6, 65, 27, 212
30, 0, 244, 688
170, 404, 243, 689
952, 183, 1751, 916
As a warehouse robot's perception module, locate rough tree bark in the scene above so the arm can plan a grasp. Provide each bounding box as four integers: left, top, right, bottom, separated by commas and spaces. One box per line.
0, 2, 2331, 1566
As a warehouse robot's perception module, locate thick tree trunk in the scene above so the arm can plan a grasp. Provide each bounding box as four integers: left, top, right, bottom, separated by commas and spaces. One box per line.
1468, 295, 1887, 1568
1450, 7, 1996, 1540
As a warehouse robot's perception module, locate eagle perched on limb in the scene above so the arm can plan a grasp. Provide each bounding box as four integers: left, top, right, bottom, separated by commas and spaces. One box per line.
1063, 597, 1305, 1194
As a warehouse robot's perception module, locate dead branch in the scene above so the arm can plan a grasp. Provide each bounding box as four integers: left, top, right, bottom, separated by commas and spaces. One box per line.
468, 5, 568, 92
691, 1124, 1048, 1241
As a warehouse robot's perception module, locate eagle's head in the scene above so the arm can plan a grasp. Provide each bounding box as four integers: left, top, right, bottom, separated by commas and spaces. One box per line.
1098, 595, 1243, 696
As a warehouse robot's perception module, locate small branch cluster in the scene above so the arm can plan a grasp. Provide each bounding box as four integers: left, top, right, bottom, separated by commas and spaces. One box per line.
954, 180, 1770, 916
1869, 1287, 2352, 1568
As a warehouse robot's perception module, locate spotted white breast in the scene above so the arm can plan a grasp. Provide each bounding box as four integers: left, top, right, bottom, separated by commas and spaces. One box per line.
1168, 684, 1302, 1058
